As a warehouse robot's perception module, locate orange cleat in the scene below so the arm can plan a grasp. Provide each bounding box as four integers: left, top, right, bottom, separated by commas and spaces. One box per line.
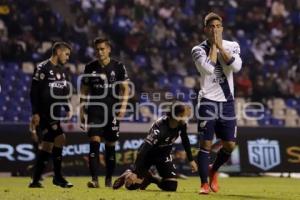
199, 183, 210, 194
209, 165, 219, 192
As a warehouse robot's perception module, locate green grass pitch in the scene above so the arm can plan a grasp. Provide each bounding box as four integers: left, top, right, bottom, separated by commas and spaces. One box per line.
0, 177, 299, 200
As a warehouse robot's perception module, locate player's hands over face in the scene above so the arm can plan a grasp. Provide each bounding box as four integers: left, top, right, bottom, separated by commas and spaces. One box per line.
214, 29, 223, 49
190, 160, 198, 173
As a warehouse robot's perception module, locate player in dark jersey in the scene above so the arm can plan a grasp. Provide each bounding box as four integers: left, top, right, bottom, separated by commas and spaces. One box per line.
28, 42, 73, 188
80, 37, 130, 188
113, 103, 198, 192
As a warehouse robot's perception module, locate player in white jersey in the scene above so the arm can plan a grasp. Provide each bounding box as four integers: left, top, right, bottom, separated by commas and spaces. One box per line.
191, 12, 242, 195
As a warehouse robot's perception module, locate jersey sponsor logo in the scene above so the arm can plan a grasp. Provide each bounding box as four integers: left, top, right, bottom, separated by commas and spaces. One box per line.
49, 82, 67, 89
247, 139, 281, 171
212, 77, 225, 84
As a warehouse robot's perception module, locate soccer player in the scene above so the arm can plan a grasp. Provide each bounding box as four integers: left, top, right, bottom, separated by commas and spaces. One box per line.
112, 103, 198, 192
29, 42, 73, 188
191, 12, 242, 194
80, 37, 130, 188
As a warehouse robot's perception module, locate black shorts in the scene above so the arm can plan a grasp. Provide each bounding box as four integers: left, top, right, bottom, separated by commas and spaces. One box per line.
87, 117, 120, 142
138, 152, 177, 179
39, 118, 64, 142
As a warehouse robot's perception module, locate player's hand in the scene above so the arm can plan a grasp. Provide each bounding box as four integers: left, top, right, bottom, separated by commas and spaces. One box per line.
79, 108, 86, 131
189, 160, 198, 173
215, 29, 223, 49
117, 111, 126, 119
31, 114, 40, 127
80, 108, 85, 123
30, 128, 39, 143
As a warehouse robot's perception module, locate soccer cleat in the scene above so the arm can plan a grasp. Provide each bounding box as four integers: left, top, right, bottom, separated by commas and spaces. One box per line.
209, 165, 219, 192
53, 177, 73, 188
113, 169, 132, 190
105, 177, 112, 187
199, 183, 210, 195
28, 181, 43, 188
87, 180, 99, 188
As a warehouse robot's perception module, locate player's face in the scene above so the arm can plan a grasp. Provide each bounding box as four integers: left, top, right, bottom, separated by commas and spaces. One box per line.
57, 48, 71, 65
205, 19, 223, 38
95, 42, 111, 62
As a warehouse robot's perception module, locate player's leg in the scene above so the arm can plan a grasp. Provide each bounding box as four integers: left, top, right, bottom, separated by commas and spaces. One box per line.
153, 154, 178, 192
29, 122, 54, 188
103, 118, 120, 187
197, 99, 217, 194
52, 125, 73, 188
197, 120, 215, 194
87, 131, 101, 188
209, 101, 236, 192
104, 141, 116, 187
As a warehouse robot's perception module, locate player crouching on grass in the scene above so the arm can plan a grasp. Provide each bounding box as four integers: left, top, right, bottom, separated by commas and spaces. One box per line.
113, 102, 198, 191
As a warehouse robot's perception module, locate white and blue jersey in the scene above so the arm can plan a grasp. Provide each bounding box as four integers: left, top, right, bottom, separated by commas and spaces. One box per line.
191, 40, 242, 102
191, 40, 242, 141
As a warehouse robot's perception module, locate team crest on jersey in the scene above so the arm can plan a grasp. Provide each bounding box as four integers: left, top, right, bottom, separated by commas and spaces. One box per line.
56, 73, 61, 80
39, 73, 45, 80
110, 71, 116, 82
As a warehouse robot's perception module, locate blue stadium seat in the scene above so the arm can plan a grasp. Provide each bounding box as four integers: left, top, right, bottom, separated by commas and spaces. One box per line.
271, 118, 285, 126
285, 98, 298, 108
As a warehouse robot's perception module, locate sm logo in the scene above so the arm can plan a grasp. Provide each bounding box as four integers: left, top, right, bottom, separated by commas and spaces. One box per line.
247, 139, 281, 171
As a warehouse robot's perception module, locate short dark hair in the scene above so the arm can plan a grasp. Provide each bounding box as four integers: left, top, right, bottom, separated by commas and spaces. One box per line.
93, 37, 111, 47
52, 42, 72, 55
204, 12, 222, 27
167, 101, 187, 118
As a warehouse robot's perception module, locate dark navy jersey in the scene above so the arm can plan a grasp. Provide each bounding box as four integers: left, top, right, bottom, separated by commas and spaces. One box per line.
82, 58, 129, 118
30, 59, 70, 117
134, 116, 194, 176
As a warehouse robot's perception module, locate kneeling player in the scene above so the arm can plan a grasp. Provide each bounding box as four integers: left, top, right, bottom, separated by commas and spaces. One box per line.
113, 103, 198, 191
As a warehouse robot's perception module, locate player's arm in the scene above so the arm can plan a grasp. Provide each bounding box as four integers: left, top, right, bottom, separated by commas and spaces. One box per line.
30, 66, 43, 128
117, 80, 129, 118
134, 124, 160, 177
180, 124, 198, 173
117, 64, 130, 118
216, 33, 242, 73
191, 46, 216, 75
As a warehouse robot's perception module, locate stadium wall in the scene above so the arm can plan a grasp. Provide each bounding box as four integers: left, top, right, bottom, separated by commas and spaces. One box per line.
0, 124, 299, 176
